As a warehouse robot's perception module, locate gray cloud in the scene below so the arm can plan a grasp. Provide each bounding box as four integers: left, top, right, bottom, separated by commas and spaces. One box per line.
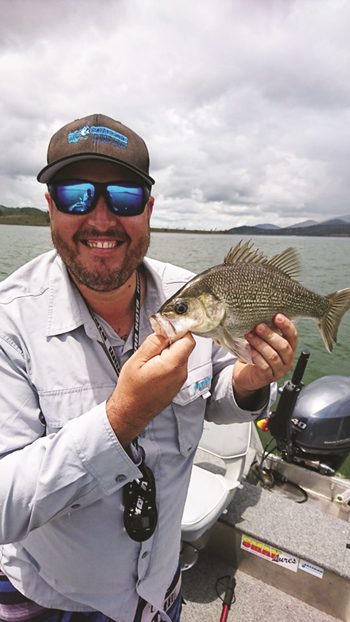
0, 0, 349, 228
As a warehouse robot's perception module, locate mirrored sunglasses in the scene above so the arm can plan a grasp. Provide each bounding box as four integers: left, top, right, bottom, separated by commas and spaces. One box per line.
48, 180, 150, 216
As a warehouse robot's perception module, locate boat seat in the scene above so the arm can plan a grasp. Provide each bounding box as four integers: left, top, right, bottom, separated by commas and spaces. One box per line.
181, 419, 252, 544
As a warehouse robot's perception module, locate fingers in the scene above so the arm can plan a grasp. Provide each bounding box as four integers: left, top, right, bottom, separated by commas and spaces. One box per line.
274, 313, 298, 354
159, 332, 196, 366
245, 314, 297, 380
132, 331, 195, 370
135, 332, 170, 364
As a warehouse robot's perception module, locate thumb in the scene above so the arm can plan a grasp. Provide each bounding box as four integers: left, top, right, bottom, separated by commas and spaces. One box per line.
134, 332, 170, 364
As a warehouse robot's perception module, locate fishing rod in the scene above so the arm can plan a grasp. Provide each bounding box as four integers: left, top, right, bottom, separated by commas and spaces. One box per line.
216, 573, 236, 621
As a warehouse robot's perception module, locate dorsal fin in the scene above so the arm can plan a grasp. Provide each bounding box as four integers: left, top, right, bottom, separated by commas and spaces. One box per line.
266, 247, 301, 279
224, 240, 268, 265
224, 239, 301, 279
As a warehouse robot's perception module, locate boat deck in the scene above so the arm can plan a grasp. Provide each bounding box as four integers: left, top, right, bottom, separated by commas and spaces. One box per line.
182, 549, 341, 622
180, 454, 350, 621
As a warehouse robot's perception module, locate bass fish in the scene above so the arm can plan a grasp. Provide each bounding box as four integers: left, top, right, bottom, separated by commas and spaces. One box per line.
150, 240, 350, 362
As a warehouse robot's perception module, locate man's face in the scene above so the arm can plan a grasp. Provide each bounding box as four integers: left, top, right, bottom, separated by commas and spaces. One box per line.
45, 160, 154, 292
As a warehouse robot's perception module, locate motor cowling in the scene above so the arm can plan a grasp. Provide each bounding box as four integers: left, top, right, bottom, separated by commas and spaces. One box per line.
267, 351, 350, 473
289, 375, 350, 468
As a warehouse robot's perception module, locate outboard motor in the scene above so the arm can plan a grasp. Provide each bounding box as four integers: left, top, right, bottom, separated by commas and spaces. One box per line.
266, 352, 350, 475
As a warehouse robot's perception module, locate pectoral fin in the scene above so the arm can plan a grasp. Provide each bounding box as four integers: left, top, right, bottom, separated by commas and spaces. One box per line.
215, 332, 252, 364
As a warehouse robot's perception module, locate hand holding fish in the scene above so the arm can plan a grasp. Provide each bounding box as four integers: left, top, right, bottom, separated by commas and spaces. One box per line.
106, 332, 195, 446
232, 313, 298, 408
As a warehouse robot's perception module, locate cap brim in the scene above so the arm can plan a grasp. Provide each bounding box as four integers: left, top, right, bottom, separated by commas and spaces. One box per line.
37, 153, 155, 186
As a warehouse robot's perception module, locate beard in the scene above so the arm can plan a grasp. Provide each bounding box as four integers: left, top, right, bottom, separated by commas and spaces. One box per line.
51, 225, 150, 292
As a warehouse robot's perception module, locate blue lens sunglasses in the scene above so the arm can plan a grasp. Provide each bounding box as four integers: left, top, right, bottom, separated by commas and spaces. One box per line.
48, 180, 151, 216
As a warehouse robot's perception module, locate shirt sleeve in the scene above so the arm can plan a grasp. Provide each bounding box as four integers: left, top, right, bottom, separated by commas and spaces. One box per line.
205, 341, 276, 423
0, 335, 141, 545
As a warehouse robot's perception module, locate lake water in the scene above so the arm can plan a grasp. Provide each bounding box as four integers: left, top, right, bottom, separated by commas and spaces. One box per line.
2, 224, 349, 383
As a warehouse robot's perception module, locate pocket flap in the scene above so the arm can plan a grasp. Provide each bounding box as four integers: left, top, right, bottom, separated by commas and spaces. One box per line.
173, 363, 213, 406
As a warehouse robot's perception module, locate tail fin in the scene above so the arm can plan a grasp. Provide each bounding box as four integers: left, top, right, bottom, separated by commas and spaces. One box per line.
318, 288, 350, 351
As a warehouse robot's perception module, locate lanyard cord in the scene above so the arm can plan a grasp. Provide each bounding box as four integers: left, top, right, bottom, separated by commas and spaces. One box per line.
88, 270, 142, 454
89, 270, 141, 377
86, 270, 158, 542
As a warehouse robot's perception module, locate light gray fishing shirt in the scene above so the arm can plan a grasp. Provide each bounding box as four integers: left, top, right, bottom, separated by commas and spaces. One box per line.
0, 250, 268, 622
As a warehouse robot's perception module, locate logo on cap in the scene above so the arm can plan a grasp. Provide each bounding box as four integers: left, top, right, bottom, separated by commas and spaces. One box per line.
68, 125, 128, 149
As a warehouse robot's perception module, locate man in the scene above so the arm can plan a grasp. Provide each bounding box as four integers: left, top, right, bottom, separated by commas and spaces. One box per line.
0, 114, 297, 622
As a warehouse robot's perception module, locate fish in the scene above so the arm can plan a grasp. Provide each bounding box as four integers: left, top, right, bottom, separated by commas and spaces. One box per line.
150, 240, 350, 362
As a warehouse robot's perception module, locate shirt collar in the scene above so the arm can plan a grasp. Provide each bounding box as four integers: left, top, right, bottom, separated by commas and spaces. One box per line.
46, 253, 96, 338
45, 255, 169, 339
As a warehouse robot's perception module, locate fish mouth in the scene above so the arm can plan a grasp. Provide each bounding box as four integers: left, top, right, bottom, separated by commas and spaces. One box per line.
150, 313, 177, 340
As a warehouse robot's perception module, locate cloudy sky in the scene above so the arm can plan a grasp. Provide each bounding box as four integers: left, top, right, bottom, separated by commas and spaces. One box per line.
1, 0, 350, 230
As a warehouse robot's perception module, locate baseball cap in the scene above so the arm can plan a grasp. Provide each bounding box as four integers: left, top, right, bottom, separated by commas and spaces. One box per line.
37, 113, 155, 187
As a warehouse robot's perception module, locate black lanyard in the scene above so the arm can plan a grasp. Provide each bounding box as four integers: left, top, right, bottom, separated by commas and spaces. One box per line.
87, 269, 158, 542
89, 269, 141, 375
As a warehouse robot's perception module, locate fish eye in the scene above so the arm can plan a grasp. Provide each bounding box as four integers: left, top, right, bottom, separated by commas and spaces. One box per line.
174, 300, 188, 315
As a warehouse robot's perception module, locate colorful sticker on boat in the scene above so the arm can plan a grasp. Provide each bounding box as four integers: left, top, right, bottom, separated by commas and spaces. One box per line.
240, 534, 298, 573
298, 559, 324, 579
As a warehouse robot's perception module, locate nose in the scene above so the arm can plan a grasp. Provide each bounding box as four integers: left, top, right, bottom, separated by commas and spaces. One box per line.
85, 195, 116, 228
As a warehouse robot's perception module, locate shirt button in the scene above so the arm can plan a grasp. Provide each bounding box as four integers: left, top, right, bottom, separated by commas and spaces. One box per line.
142, 551, 149, 559
115, 474, 127, 482
71, 503, 81, 509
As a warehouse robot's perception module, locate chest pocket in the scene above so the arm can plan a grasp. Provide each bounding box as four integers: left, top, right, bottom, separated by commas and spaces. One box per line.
38, 384, 115, 434
172, 361, 213, 457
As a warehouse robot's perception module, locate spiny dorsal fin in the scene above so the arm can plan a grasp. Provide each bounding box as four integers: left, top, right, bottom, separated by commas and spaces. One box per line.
224, 239, 301, 279
224, 240, 268, 265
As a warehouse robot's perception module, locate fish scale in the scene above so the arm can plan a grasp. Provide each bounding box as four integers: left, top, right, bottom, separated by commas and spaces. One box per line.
205, 263, 330, 321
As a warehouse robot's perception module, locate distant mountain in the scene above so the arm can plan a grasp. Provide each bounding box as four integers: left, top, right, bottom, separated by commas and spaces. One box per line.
226, 216, 350, 237
280, 222, 350, 236
320, 217, 348, 226
226, 225, 270, 235
289, 219, 318, 228
255, 223, 281, 230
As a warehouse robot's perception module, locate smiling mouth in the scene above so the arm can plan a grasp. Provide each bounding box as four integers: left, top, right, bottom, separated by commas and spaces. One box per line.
82, 240, 125, 249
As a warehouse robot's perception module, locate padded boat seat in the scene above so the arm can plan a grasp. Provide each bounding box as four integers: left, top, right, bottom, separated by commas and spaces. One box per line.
181, 420, 252, 543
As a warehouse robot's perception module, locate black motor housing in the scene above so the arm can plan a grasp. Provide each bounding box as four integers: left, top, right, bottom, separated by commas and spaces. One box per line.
268, 351, 350, 473
289, 375, 350, 469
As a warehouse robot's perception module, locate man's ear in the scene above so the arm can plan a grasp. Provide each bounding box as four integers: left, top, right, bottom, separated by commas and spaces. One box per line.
147, 195, 154, 218
45, 191, 54, 218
